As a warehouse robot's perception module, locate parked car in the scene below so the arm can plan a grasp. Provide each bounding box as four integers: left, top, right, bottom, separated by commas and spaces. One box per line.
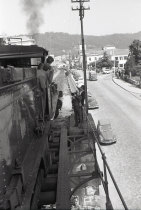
102, 67, 112, 74
72, 70, 82, 81
88, 94, 99, 110
97, 119, 116, 145
77, 81, 84, 88
89, 70, 97, 81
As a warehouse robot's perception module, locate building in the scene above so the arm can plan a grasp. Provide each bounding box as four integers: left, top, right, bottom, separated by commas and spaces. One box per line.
111, 49, 129, 69
103, 46, 129, 69
79, 44, 129, 69
79, 48, 103, 67
86, 49, 104, 66
103, 45, 116, 56
3, 35, 36, 46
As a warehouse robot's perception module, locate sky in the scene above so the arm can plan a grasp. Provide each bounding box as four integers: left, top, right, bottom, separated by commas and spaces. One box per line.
0, 0, 141, 36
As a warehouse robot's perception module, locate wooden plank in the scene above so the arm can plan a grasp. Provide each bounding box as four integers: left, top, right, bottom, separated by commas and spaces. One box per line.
56, 127, 71, 209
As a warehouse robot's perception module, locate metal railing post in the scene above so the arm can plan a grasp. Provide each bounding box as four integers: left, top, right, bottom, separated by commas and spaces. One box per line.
102, 153, 113, 210
77, 109, 129, 210
93, 137, 99, 173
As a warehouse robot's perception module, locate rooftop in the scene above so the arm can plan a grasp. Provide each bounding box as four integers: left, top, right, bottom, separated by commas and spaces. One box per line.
0, 45, 48, 59
113, 49, 129, 56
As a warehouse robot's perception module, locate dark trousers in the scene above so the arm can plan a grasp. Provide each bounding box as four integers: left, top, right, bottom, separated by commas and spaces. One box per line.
74, 110, 80, 126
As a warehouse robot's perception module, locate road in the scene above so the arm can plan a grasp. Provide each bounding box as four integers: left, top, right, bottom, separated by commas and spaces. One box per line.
87, 74, 141, 209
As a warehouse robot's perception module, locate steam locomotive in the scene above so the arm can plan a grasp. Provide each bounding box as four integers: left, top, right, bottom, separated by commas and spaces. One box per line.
0, 42, 59, 209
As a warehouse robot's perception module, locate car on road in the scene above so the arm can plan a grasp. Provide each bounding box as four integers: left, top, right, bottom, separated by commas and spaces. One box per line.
97, 119, 116, 145
76, 79, 84, 88
88, 92, 99, 110
88, 97, 99, 110
102, 67, 112, 74
89, 70, 97, 81
72, 70, 82, 81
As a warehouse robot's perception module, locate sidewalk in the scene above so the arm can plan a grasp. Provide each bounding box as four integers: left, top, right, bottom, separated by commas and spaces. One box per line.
112, 77, 141, 100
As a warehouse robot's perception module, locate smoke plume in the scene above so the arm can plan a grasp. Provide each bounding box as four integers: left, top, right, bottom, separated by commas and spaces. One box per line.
21, 0, 50, 34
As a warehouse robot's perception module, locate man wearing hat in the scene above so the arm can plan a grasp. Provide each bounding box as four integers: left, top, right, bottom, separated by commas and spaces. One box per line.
37, 56, 54, 119
43, 56, 54, 87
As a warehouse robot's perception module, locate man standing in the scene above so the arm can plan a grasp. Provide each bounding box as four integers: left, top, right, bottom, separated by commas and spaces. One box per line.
80, 85, 85, 106
72, 92, 81, 127
43, 56, 54, 86
37, 56, 54, 119
37, 62, 47, 119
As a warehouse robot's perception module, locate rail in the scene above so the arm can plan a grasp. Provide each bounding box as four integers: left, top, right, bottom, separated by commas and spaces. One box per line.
0, 77, 36, 91
84, 110, 129, 210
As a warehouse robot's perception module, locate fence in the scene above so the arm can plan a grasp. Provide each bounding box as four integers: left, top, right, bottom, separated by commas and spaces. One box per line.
84, 110, 129, 210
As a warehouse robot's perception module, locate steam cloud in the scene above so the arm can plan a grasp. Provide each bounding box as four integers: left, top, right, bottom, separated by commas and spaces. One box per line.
21, 0, 51, 34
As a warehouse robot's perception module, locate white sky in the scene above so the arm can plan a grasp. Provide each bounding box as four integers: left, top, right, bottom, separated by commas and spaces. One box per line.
0, 0, 141, 36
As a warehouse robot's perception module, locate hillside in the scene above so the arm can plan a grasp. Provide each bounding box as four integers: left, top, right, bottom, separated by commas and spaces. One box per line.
33, 31, 141, 56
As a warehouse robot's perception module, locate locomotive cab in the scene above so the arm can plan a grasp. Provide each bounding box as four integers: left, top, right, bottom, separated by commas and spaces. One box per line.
0, 45, 48, 85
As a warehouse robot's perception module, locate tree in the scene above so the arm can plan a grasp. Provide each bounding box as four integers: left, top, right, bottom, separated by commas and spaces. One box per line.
125, 40, 141, 76
97, 52, 113, 69
124, 55, 134, 75
129, 40, 141, 65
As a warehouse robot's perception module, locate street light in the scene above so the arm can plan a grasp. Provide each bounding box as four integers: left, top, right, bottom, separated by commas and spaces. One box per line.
95, 58, 96, 71
113, 49, 116, 77
114, 57, 116, 77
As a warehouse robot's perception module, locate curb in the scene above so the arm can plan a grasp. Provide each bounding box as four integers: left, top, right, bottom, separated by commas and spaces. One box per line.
112, 77, 141, 100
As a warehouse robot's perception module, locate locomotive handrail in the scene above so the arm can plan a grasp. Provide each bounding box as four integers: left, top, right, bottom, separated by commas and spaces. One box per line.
85, 112, 129, 210
0, 77, 37, 112
67, 73, 78, 93
0, 77, 36, 91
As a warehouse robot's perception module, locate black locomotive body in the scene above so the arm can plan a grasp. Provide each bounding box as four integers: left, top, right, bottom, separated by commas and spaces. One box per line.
0, 45, 58, 209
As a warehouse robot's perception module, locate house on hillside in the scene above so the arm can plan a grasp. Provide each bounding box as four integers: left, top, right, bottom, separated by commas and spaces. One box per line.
86, 49, 103, 66
79, 48, 103, 67
103, 45, 116, 56
111, 49, 129, 69
103, 46, 129, 69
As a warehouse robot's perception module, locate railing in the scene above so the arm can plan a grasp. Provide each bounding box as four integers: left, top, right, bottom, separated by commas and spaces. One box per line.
67, 72, 129, 209
84, 111, 129, 210
66, 73, 78, 93
0, 77, 36, 91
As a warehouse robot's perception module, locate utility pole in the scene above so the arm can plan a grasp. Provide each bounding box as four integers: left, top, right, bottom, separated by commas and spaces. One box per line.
69, 50, 72, 69
71, 0, 90, 115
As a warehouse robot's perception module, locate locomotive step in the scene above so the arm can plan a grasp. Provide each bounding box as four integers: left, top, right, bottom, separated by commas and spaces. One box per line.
39, 191, 56, 205
49, 142, 60, 148
48, 137, 60, 144
48, 163, 58, 174
41, 176, 57, 191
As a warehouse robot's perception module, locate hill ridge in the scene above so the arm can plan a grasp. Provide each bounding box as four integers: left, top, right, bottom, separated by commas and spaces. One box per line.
33, 31, 141, 56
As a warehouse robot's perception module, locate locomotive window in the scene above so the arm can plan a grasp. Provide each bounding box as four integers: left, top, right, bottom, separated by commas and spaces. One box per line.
31, 58, 42, 67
